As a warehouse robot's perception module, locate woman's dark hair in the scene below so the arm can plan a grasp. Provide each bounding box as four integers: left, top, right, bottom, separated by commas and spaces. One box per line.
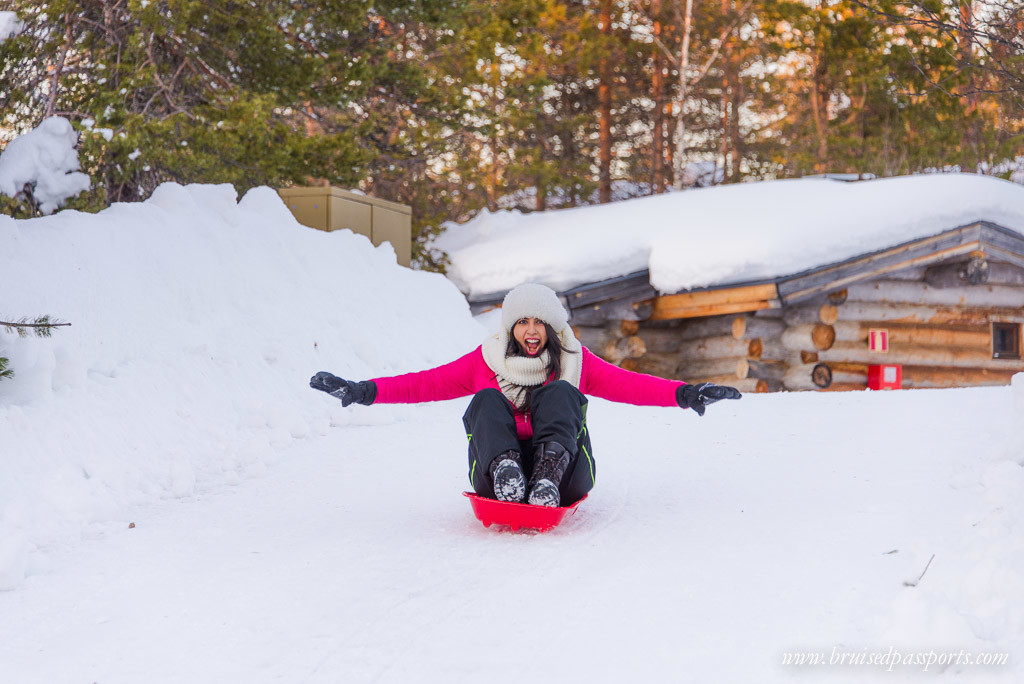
505, 320, 579, 411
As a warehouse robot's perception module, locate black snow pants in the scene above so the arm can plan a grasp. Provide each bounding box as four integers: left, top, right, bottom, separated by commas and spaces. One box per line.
462, 380, 595, 505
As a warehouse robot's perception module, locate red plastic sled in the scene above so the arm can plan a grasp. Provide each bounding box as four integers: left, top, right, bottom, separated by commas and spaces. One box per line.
463, 492, 587, 532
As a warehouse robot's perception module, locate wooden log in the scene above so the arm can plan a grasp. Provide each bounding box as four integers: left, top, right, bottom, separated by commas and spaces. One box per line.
731, 316, 786, 340
758, 339, 789, 361
845, 279, 1024, 308
825, 361, 869, 375
781, 324, 837, 351
831, 301, 1012, 327
800, 350, 819, 364
574, 322, 647, 363
620, 320, 640, 336
782, 303, 839, 326
827, 289, 848, 305
676, 336, 762, 361
633, 314, 771, 353
925, 261, 1024, 289
573, 324, 618, 352
679, 356, 749, 380
570, 299, 653, 325
831, 321, 991, 348
676, 314, 745, 340
816, 341, 1024, 371
634, 327, 685, 353
651, 284, 779, 319
621, 354, 678, 379
747, 359, 787, 382
811, 361, 1015, 388
605, 336, 646, 364
783, 363, 833, 391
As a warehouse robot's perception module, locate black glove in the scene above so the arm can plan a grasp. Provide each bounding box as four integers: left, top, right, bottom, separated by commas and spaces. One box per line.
676, 382, 741, 417
309, 371, 377, 407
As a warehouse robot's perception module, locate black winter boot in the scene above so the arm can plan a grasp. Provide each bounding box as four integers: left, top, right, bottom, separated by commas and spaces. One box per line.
489, 450, 526, 503
527, 442, 571, 507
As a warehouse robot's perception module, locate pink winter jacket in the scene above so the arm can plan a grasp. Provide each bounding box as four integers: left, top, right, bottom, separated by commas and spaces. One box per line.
372, 346, 685, 438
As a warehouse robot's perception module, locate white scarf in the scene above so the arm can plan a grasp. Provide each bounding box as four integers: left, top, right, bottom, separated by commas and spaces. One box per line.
481, 328, 583, 410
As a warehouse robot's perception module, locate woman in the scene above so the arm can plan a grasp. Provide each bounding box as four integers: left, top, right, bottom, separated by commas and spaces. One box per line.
310, 283, 741, 507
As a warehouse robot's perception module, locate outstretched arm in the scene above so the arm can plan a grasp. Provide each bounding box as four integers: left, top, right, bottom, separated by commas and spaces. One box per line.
310, 347, 486, 405
581, 347, 741, 415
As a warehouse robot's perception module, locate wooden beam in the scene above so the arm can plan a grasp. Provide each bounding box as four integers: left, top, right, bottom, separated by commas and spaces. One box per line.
650, 285, 780, 320
655, 283, 779, 309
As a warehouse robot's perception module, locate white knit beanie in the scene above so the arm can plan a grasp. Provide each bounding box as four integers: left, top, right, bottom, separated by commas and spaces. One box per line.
500, 283, 570, 334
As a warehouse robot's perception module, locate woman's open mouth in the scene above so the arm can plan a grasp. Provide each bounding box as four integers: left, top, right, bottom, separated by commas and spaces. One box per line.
525, 338, 541, 355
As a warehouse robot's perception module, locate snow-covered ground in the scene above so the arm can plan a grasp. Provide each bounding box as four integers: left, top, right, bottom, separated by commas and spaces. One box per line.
2, 184, 1023, 682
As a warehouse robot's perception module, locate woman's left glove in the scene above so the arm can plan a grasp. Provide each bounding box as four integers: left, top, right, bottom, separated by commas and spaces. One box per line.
676, 382, 741, 417
309, 371, 377, 407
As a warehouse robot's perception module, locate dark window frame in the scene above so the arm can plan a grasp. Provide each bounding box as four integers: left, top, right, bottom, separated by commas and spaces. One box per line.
992, 322, 1022, 360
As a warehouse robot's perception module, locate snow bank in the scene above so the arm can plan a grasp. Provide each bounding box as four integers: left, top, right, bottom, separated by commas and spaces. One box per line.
435, 174, 1024, 297
0, 117, 91, 214
0, 183, 484, 588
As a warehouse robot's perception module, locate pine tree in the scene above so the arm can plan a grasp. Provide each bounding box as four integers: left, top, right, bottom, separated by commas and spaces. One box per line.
0, 316, 69, 383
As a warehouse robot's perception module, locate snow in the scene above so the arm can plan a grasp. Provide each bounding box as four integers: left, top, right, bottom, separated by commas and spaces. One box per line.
2, 183, 1023, 682
434, 173, 1024, 297
0, 117, 92, 214
0, 11, 21, 41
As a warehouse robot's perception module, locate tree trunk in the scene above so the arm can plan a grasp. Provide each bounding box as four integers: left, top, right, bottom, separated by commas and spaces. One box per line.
671, 0, 694, 189
651, 0, 665, 194
809, 47, 829, 174
598, 0, 613, 204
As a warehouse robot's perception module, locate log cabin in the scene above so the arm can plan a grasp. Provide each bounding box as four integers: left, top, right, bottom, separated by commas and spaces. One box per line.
466, 220, 1024, 392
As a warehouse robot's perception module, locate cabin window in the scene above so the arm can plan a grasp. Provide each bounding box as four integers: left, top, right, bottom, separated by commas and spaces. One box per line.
992, 323, 1021, 359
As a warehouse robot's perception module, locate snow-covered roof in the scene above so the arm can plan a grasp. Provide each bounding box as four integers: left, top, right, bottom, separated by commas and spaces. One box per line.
434, 174, 1024, 298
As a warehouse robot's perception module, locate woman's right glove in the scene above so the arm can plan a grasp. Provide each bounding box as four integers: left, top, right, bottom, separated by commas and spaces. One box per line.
309, 371, 377, 407
676, 382, 741, 417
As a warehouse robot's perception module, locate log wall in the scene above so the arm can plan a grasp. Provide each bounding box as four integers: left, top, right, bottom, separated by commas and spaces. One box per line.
575, 258, 1024, 393
772, 265, 1024, 391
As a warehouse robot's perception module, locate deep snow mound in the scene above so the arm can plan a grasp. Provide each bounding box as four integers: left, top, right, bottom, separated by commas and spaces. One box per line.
435, 173, 1024, 297
0, 183, 483, 588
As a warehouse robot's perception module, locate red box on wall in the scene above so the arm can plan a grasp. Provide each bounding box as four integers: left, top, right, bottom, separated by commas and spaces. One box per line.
867, 364, 902, 390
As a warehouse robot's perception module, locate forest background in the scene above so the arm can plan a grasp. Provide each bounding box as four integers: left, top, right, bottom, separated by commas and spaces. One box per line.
1, 0, 1022, 269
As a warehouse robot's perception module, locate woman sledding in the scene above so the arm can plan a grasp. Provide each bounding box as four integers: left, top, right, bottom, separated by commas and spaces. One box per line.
310, 283, 741, 508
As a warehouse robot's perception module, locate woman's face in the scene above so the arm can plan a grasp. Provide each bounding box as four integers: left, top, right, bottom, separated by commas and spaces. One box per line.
513, 317, 548, 356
